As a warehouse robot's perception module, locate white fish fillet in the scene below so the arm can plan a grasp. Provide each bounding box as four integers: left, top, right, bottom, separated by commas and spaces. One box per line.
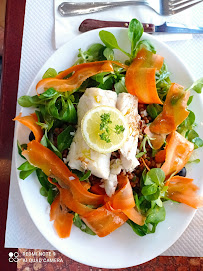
103, 174, 118, 197
67, 88, 117, 180
68, 127, 111, 179
116, 93, 140, 172
77, 87, 118, 124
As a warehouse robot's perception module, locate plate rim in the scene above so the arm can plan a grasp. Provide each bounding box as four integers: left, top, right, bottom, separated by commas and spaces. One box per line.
14, 27, 201, 269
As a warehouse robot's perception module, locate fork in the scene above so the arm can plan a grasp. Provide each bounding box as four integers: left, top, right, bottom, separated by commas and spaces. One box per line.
58, 0, 203, 16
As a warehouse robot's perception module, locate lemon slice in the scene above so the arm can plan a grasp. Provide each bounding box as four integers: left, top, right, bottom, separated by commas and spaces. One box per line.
81, 105, 129, 154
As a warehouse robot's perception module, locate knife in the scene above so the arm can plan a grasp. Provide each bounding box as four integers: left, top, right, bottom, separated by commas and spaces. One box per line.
79, 19, 203, 34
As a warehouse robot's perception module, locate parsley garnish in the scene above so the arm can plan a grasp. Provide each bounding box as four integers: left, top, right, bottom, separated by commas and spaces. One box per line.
114, 125, 125, 134
99, 113, 112, 143
99, 113, 125, 143
100, 132, 111, 143
100, 113, 112, 130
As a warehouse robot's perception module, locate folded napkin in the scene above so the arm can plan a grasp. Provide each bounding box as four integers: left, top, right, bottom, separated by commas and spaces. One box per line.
54, 0, 197, 49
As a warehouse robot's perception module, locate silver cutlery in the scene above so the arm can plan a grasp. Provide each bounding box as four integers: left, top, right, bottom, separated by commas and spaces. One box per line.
79, 19, 203, 34
58, 0, 203, 16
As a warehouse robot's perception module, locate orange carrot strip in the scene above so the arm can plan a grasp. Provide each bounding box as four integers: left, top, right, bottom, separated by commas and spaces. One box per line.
107, 174, 145, 226
36, 61, 127, 94
161, 131, 194, 179
144, 126, 166, 150
81, 204, 128, 237
150, 83, 190, 134
13, 113, 43, 142
60, 188, 93, 216
110, 174, 135, 210
155, 149, 166, 163
55, 60, 128, 79
22, 140, 104, 206
125, 48, 164, 104
141, 157, 150, 171
50, 195, 74, 238
166, 176, 203, 209
47, 177, 61, 189
90, 183, 106, 195
122, 207, 145, 226
80, 181, 91, 191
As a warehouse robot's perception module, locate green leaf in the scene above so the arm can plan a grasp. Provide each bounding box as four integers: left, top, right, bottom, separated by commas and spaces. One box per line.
18, 161, 36, 171
99, 30, 130, 58
135, 151, 147, 158
147, 104, 163, 119
103, 47, 114, 61
40, 187, 48, 197
18, 96, 35, 107
145, 168, 165, 186
18, 95, 45, 107
187, 95, 193, 106
128, 18, 143, 57
99, 30, 120, 50
114, 77, 127, 94
57, 126, 75, 152
187, 110, 195, 126
47, 188, 58, 205
87, 43, 105, 60
39, 88, 57, 100
73, 213, 96, 235
188, 159, 200, 164
127, 220, 148, 236
137, 40, 156, 54
91, 72, 111, 84
188, 77, 203, 93
79, 170, 91, 182
76, 44, 106, 64
19, 169, 36, 180
146, 205, 166, 224
17, 141, 26, 159
186, 129, 199, 142
141, 184, 157, 196
42, 68, 57, 79
134, 194, 141, 212
35, 110, 43, 123
47, 95, 77, 123
98, 76, 114, 90
145, 188, 161, 202
40, 132, 62, 159
36, 168, 50, 191
192, 137, 203, 149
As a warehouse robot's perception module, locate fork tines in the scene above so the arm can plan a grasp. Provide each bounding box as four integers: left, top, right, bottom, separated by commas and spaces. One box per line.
170, 0, 203, 15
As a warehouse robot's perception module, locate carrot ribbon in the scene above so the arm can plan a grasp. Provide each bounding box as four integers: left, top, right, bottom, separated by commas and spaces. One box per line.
36, 61, 128, 94
125, 48, 164, 104
150, 83, 190, 134
161, 131, 194, 179
166, 176, 203, 209
50, 195, 74, 238
13, 113, 43, 142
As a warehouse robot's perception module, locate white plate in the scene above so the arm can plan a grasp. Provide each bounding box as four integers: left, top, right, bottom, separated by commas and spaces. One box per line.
14, 28, 203, 268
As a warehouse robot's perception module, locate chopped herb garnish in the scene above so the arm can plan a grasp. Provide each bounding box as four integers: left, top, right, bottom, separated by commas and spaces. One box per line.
99, 113, 112, 143
100, 113, 112, 130
100, 132, 111, 143
114, 125, 125, 134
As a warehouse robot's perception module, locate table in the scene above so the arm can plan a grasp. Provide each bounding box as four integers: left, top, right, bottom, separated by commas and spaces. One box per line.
0, 0, 202, 270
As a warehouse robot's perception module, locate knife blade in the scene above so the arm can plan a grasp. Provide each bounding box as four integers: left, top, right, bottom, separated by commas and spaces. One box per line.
79, 19, 203, 34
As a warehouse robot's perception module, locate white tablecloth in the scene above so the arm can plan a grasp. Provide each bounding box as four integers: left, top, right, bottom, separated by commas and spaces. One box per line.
5, 0, 203, 257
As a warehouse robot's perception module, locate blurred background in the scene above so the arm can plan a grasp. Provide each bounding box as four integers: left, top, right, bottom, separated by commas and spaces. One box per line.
0, 0, 7, 82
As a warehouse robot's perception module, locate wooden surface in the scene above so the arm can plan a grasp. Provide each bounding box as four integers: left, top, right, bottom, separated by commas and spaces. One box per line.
0, 0, 202, 270
0, 0, 26, 270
